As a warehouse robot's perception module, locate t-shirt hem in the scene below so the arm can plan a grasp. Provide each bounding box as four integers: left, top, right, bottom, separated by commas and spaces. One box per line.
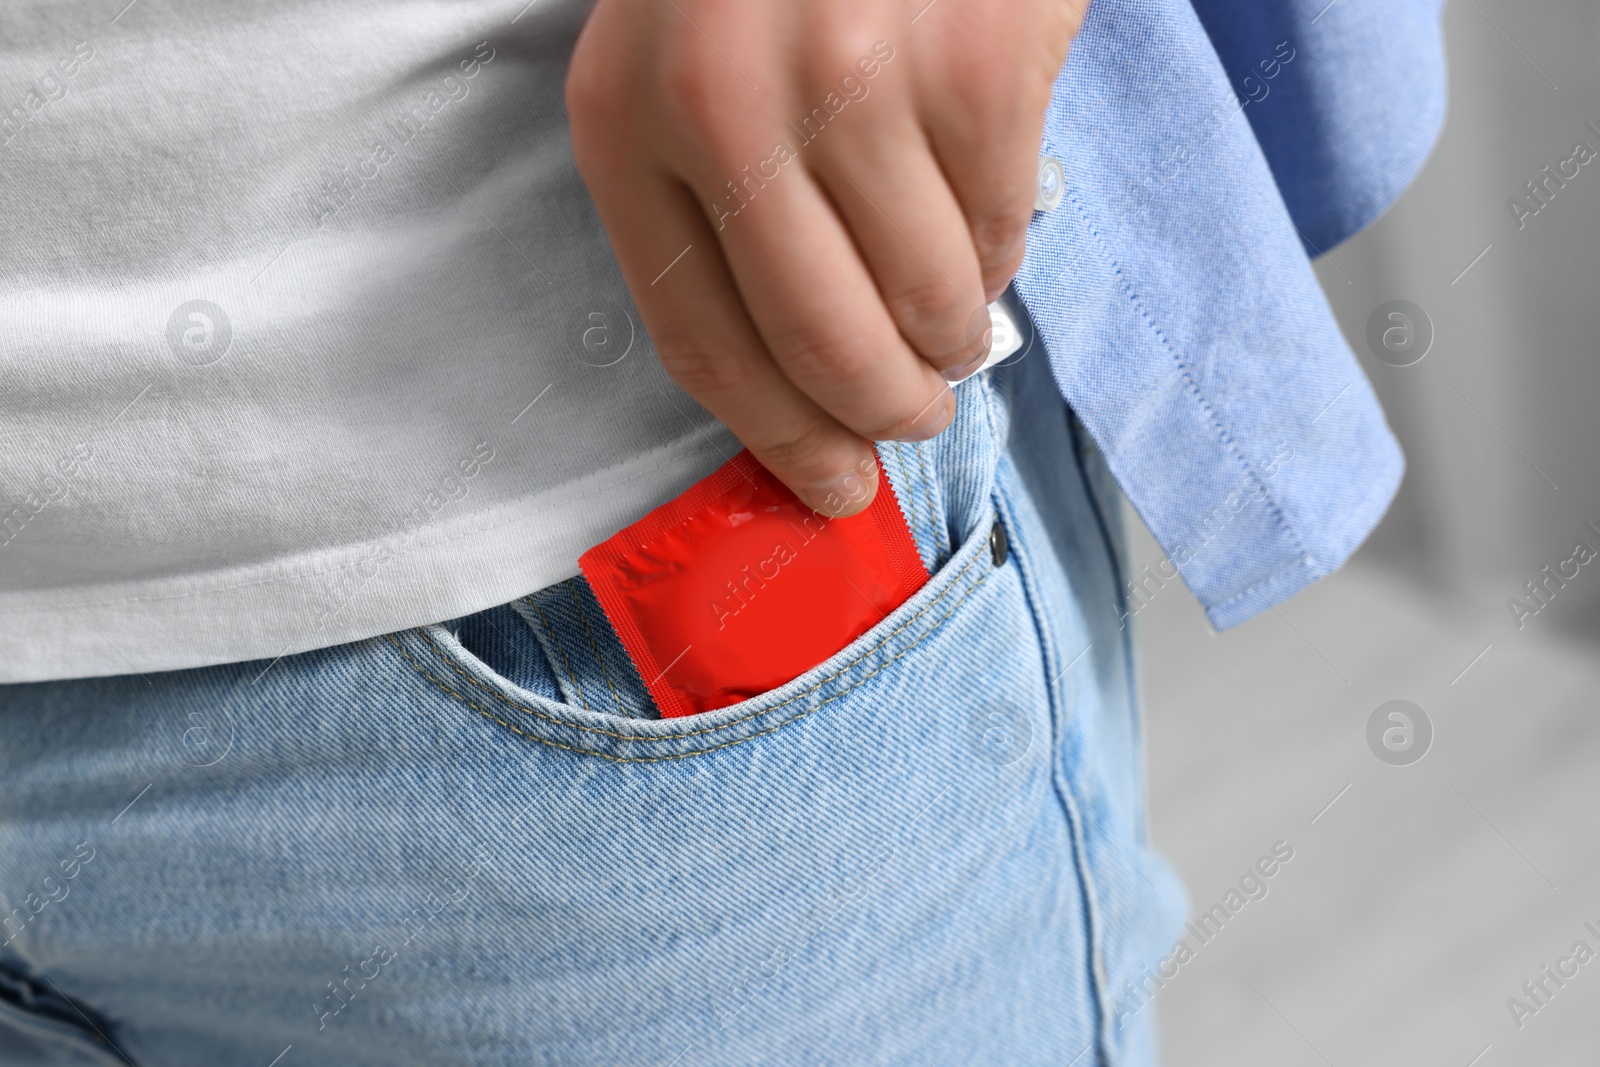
0, 430, 737, 683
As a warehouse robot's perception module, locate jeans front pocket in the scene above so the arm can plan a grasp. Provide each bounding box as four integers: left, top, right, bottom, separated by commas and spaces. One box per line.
374, 494, 1107, 1066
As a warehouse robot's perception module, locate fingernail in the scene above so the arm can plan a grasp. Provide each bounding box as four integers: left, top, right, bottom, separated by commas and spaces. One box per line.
942, 353, 987, 383
800, 461, 878, 517
896, 389, 955, 442
963, 304, 995, 373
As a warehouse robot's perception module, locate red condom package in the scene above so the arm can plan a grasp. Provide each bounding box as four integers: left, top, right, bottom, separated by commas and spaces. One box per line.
579, 450, 929, 718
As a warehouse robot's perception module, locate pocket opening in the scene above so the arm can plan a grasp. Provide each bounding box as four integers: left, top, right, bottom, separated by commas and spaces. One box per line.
512, 578, 659, 720
389, 504, 1001, 762
442, 603, 565, 704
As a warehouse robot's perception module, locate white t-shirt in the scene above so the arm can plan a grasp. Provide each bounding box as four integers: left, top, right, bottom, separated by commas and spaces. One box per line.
0, 0, 735, 682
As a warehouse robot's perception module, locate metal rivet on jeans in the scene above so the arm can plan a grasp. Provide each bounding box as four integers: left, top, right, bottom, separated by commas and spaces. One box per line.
989, 520, 1009, 567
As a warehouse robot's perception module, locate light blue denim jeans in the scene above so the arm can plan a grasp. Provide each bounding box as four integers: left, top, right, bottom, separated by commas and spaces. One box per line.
0, 320, 1187, 1066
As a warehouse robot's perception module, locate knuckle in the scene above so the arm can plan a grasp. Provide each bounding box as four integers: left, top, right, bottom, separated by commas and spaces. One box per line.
753, 427, 838, 482
940, 48, 996, 104
564, 74, 603, 129
968, 206, 1030, 267
657, 343, 755, 398
772, 326, 875, 383
657, 41, 741, 144
801, 35, 874, 96
861, 398, 933, 441
883, 280, 969, 364
980, 242, 1026, 297
565, 65, 627, 170
884, 276, 954, 330
653, 58, 768, 182
563, 49, 605, 118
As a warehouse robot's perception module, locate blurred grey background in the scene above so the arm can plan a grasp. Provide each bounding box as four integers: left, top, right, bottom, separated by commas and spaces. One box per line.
1138, 1, 1600, 1063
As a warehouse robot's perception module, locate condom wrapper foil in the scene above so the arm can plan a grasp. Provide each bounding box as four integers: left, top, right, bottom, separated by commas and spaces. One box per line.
579, 450, 928, 718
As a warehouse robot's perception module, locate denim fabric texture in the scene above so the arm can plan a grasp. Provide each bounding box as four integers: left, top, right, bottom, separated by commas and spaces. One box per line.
1018, 0, 1445, 629
0, 336, 1188, 1065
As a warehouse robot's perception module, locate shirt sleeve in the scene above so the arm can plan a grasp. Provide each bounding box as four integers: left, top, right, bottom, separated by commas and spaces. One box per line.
1014, 0, 1446, 630
1186, 0, 1449, 254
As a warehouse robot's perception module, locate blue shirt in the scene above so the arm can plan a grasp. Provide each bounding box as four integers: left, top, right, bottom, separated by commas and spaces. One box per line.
1015, 0, 1446, 628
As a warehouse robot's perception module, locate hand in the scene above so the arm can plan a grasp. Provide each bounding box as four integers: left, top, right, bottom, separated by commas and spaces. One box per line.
567, 0, 1086, 515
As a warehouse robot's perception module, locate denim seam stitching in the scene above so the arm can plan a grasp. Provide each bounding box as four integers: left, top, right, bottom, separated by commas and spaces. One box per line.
400, 540, 993, 745
387, 562, 992, 763
993, 472, 1115, 1062
977, 369, 1007, 463
528, 599, 588, 711
568, 579, 625, 714
911, 442, 946, 563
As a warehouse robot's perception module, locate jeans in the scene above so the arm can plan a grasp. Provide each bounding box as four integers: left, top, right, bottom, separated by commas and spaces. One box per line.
0, 335, 1187, 1066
